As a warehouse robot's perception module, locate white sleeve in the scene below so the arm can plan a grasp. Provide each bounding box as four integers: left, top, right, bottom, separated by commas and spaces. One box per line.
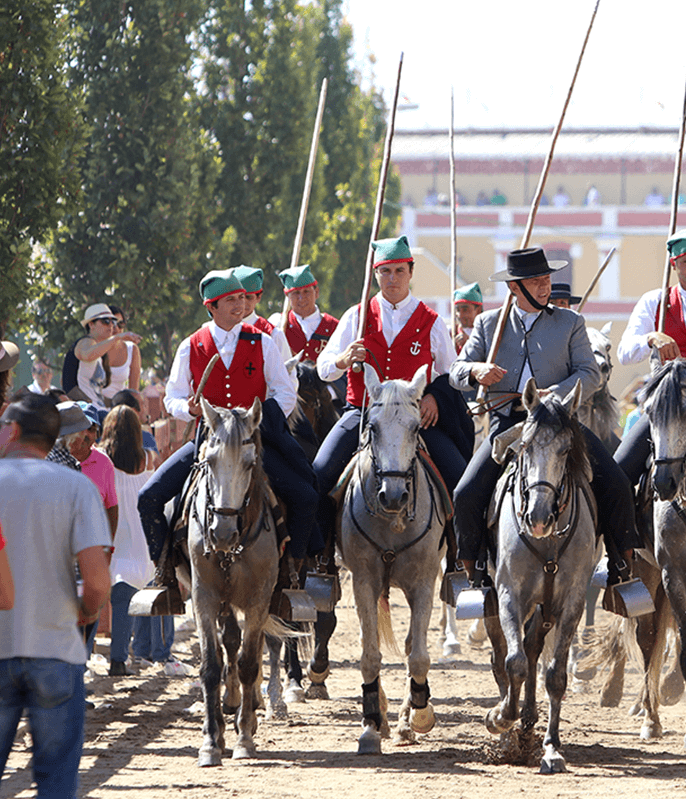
430, 315, 456, 375
317, 305, 359, 382
263, 334, 297, 417
269, 325, 294, 361
617, 290, 660, 365
163, 337, 194, 421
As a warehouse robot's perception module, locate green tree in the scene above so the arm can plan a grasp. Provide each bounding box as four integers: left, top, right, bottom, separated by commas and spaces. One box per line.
41, 0, 220, 371
0, 1, 86, 335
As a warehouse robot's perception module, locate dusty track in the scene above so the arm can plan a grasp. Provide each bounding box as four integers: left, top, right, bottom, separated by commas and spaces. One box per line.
3, 584, 686, 798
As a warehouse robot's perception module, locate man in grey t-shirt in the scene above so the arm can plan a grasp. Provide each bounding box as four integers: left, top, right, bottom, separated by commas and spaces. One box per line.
0, 394, 111, 798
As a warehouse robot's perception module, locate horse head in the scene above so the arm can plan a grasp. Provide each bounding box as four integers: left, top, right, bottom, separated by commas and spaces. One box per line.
199, 395, 262, 554
586, 323, 613, 391
518, 378, 587, 539
363, 363, 427, 519
641, 357, 686, 502
296, 360, 340, 441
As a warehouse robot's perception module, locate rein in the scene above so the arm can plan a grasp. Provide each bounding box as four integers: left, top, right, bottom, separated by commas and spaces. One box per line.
192, 434, 267, 570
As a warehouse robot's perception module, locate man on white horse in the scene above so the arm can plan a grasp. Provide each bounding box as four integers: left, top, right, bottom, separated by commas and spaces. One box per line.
615, 229, 686, 485
450, 247, 641, 589
137, 268, 323, 583
313, 235, 474, 543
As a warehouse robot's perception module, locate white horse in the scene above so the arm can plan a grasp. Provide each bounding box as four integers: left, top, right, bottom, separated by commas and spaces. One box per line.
339, 364, 449, 755
484, 379, 597, 773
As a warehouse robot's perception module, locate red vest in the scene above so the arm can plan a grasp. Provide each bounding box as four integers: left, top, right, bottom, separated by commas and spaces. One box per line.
654, 285, 686, 357
346, 297, 437, 407
251, 315, 275, 336
285, 310, 338, 362
189, 324, 267, 410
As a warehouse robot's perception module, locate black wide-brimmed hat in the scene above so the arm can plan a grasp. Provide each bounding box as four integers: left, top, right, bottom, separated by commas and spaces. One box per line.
489, 247, 568, 282
550, 282, 581, 304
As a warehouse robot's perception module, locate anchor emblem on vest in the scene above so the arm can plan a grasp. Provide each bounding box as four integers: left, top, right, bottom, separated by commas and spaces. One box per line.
410, 341, 421, 356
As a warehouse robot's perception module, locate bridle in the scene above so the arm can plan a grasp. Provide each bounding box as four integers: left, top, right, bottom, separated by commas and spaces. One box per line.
515, 443, 573, 536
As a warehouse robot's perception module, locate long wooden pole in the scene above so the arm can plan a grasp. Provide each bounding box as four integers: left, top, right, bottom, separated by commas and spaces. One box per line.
477, 0, 601, 401
658, 80, 686, 333
576, 246, 616, 313
280, 78, 329, 332
449, 88, 458, 342
351, 53, 404, 368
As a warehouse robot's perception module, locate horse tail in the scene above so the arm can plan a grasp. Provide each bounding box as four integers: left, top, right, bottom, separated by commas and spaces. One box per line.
377, 591, 401, 657
264, 615, 313, 642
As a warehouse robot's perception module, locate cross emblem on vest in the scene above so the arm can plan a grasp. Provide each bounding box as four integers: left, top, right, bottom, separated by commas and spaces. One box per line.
410, 341, 421, 356
245, 361, 256, 375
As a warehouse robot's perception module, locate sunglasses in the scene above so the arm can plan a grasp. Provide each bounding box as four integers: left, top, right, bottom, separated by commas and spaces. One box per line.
33, 367, 52, 374
96, 317, 118, 326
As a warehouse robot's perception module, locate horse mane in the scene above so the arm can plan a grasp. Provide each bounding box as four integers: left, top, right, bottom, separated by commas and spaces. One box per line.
640, 359, 686, 424
521, 395, 590, 483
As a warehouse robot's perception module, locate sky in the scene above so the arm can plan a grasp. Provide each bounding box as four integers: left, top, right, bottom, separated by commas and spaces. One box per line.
342, 0, 686, 131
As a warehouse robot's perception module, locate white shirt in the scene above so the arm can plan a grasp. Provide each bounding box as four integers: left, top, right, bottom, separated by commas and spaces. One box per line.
244, 311, 292, 362
617, 286, 686, 365
317, 292, 455, 382
268, 307, 323, 342
513, 304, 542, 392
164, 320, 297, 421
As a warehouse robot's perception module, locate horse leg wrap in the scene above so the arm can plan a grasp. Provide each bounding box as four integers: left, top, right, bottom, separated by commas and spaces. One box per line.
362, 678, 382, 731
410, 678, 430, 709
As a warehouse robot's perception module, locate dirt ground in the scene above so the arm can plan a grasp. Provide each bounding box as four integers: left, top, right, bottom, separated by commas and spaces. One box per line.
3, 580, 686, 799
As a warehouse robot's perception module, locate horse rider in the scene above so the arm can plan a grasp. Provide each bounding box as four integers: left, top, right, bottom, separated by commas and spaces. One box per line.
137, 268, 323, 580
274, 264, 339, 361
232, 264, 293, 363
549, 282, 581, 309
314, 234, 474, 541
450, 247, 641, 587
453, 282, 483, 355
614, 229, 686, 485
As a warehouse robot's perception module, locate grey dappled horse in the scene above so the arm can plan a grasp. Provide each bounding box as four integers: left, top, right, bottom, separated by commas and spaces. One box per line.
189, 397, 281, 765
338, 364, 448, 755
578, 323, 620, 454
600, 358, 686, 742
484, 379, 597, 773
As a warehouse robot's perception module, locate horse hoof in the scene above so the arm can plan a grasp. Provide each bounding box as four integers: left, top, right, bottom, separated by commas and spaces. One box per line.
540, 745, 567, 774
409, 702, 435, 734
232, 745, 256, 760
442, 641, 462, 658
640, 722, 662, 740
600, 685, 623, 707
265, 699, 288, 721
358, 727, 382, 755
305, 682, 329, 700
306, 664, 330, 685
628, 701, 644, 717
283, 679, 306, 704
571, 676, 592, 695
660, 672, 685, 706
485, 707, 512, 736
467, 619, 488, 649
198, 749, 222, 767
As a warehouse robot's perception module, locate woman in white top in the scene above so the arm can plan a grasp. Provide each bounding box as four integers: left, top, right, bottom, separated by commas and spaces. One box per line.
70, 304, 141, 408
98, 405, 154, 675
101, 305, 142, 400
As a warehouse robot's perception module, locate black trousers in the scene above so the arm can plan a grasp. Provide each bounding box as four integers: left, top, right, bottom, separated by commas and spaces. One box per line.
614, 412, 651, 486
453, 412, 642, 563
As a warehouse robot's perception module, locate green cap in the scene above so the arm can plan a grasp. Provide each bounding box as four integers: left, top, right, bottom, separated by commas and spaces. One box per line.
453, 282, 483, 305
232, 265, 264, 294
199, 269, 245, 305
278, 264, 317, 293
667, 229, 686, 259
372, 235, 413, 268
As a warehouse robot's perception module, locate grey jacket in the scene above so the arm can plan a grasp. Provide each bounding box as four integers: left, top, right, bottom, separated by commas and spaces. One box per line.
449, 304, 600, 405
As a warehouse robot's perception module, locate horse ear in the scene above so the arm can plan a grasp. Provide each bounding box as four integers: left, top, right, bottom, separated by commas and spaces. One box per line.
285, 352, 302, 374
408, 365, 428, 400
200, 395, 220, 431
600, 321, 612, 339
248, 396, 262, 430
649, 346, 662, 375
363, 363, 382, 399
561, 378, 582, 416
521, 377, 539, 412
